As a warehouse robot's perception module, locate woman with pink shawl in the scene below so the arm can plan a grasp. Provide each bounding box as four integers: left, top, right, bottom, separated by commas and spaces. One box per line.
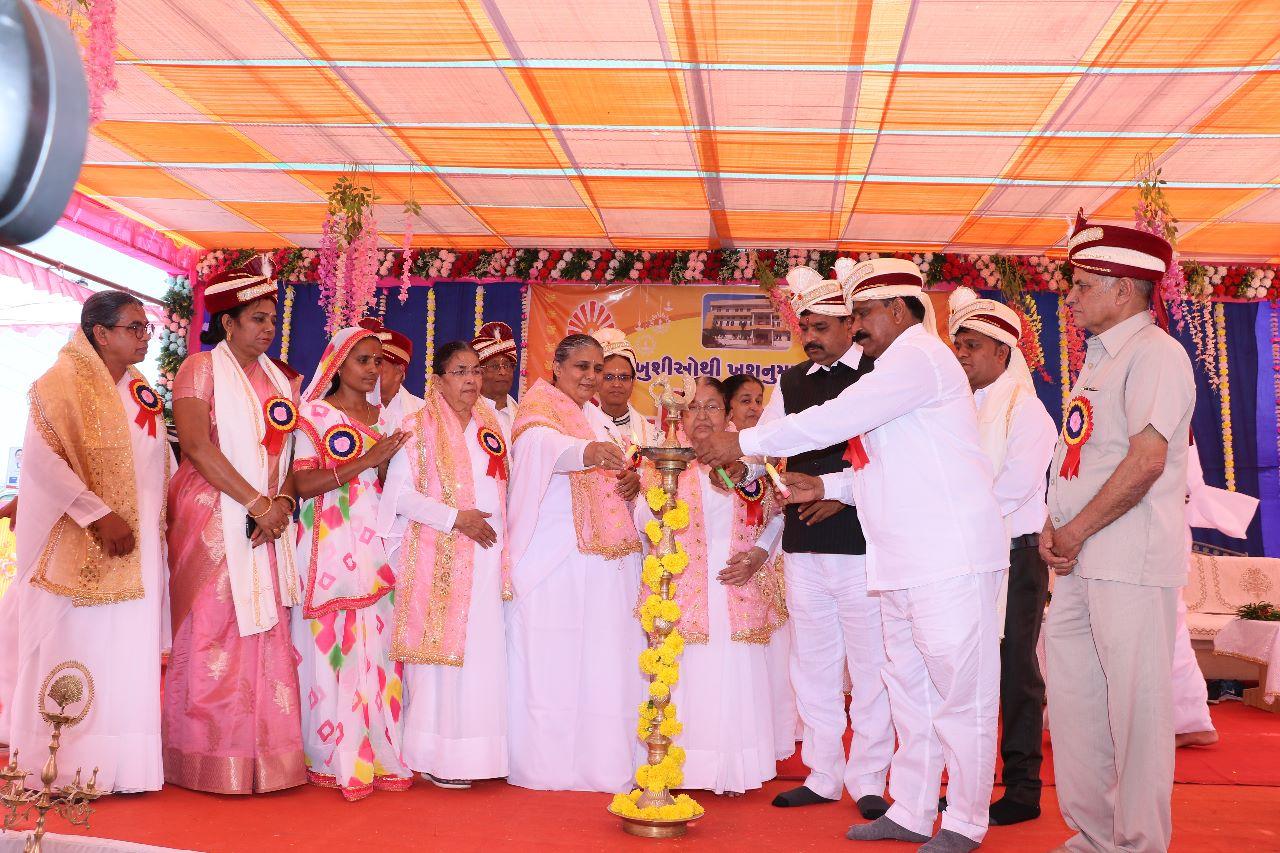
638, 377, 794, 796
290, 326, 411, 800
165, 259, 305, 794
377, 341, 512, 789
506, 333, 645, 793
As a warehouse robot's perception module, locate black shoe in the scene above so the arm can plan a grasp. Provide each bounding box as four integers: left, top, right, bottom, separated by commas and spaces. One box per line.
771, 785, 836, 808
856, 794, 889, 820
989, 796, 1041, 826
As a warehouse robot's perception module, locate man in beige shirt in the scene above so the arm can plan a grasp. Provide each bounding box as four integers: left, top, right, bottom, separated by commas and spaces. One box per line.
1042, 212, 1195, 853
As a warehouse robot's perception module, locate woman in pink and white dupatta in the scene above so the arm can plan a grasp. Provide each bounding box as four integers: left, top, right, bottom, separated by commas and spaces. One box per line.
377, 341, 512, 789
637, 377, 794, 795
505, 334, 645, 793
290, 326, 411, 801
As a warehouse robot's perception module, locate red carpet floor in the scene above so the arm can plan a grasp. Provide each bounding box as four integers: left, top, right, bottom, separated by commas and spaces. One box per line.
778, 702, 1280, 787
5, 705, 1277, 851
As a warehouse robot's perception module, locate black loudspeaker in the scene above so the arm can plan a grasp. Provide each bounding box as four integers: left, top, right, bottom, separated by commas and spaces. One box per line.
0, 0, 89, 247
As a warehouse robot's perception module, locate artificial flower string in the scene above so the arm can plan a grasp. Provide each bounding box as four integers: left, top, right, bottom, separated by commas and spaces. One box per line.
424, 286, 436, 388
279, 285, 296, 361
474, 285, 485, 335
1215, 303, 1235, 491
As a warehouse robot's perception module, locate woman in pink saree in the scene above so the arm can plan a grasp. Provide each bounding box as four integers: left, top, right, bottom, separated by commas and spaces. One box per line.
164, 260, 306, 794
291, 326, 410, 800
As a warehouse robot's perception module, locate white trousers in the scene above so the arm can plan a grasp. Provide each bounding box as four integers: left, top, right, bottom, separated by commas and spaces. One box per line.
1171, 595, 1213, 734
881, 571, 1003, 843
1046, 572, 1177, 853
783, 552, 894, 801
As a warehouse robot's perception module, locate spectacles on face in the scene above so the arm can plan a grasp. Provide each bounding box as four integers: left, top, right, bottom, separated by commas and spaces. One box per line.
106, 322, 155, 339
483, 360, 514, 375
686, 402, 724, 415
445, 367, 485, 378
603, 373, 634, 384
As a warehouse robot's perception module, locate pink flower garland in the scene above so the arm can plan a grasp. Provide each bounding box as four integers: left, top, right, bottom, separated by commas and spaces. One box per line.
85, 0, 118, 124
1135, 199, 1187, 331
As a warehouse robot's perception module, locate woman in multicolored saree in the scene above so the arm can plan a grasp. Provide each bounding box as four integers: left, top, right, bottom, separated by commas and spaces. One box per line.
505, 333, 645, 793
291, 326, 411, 801
165, 260, 306, 794
636, 377, 794, 796
377, 341, 511, 790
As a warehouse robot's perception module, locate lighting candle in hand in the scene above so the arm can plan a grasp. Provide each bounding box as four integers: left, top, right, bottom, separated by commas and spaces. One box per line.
764, 462, 790, 499
624, 444, 640, 468
715, 467, 735, 489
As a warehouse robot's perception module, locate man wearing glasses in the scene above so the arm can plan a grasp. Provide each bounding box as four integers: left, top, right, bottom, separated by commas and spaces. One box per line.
472, 321, 519, 441
589, 327, 658, 448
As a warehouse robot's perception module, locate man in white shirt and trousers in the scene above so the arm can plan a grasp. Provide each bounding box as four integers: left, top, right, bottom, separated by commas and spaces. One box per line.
696, 258, 1008, 853
752, 262, 895, 819
948, 288, 1056, 826
359, 317, 424, 427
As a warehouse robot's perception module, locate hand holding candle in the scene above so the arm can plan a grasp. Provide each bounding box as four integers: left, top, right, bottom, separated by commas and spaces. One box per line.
764, 462, 790, 499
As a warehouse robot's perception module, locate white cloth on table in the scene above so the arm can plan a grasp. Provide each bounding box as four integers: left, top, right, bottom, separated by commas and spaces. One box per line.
784, 552, 893, 801
1214, 618, 1280, 705
880, 570, 1004, 843
0, 375, 170, 792
379, 414, 508, 781
505, 409, 644, 793
745, 324, 1008, 591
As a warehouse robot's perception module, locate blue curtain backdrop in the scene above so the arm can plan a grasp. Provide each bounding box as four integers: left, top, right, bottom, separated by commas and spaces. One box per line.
199, 281, 1276, 557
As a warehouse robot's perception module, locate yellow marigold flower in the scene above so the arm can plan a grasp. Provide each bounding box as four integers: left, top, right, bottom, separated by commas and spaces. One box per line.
658, 599, 681, 622
662, 501, 690, 531
669, 745, 687, 764
645, 486, 668, 513
657, 645, 677, 666
659, 717, 683, 738
661, 545, 689, 575
641, 613, 655, 633
639, 701, 658, 720
649, 681, 670, 699
638, 648, 660, 674
644, 520, 663, 545
665, 632, 685, 654
635, 765, 651, 787
637, 720, 652, 739
663, 702, 678, 719
610, 793, 634, 813
656, 664, 680, 686
643, 554, 661, 574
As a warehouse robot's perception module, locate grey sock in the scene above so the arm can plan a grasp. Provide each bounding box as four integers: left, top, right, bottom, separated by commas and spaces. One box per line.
845, 816, 930, 843
918, 829, 980, 852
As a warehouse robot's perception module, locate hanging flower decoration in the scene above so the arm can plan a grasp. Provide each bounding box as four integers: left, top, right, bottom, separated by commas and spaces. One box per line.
1215, 303, 1235, 491
65, 0, 119, 125
474, 284, 485, 335
424, 286, 437, 388
317, 174, 380, 335
400, 197, 420, 305
279, 284, 296, 361
1135, 165, 1188, 331
611, 488, 704, 826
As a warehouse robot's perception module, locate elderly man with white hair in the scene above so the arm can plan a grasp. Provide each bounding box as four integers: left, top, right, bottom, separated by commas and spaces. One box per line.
695, 258, 1007, 852
948, 288, 1056, 827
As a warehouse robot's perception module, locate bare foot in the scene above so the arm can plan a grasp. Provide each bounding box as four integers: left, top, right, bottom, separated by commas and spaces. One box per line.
1176, 729, 1219, 748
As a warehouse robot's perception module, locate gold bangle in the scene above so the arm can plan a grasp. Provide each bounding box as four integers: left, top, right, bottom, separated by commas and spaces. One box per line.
273, 494, 297, 513
247, 495, 271, 518
332, 468, 343, 488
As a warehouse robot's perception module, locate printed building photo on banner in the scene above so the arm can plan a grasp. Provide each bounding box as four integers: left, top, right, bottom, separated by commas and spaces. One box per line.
701, 293, 791, 350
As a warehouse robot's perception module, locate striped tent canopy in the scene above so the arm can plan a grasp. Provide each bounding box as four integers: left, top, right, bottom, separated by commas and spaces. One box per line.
74, 0, 1280, 260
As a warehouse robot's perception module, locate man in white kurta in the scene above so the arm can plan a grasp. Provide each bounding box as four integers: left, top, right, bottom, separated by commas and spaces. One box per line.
590, 327, 660, 448
474, 322, 520, 442
696, 258, 1008, 852
0, 326, 170, 793
359, 317, 424, 428
948, 288, 1057, 826
504, 380, 644, 793
749, 262, 894, 818
378, 405, 508, 785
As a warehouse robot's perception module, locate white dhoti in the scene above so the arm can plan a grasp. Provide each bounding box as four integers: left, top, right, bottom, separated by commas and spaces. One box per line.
1171, 595, 1213, 735
783, 551, 894, 801
880, 570, 1003, 843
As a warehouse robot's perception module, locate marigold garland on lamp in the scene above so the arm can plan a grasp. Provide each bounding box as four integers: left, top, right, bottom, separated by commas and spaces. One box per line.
608, 379, 704, 838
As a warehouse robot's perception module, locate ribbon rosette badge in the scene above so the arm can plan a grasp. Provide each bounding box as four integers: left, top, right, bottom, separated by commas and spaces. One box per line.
1058, 396, 1094, 480
477, 426, 508, 480
130, 379, 163, 437
735, 477, 765, 525
262, 396, 298, 455
323, 424, 362, 463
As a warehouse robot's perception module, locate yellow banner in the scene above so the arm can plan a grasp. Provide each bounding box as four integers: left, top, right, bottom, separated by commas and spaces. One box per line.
526, 283, 807, 417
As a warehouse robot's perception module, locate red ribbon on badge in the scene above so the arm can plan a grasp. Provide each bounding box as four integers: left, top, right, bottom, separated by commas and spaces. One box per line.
842, 435, 870, 471
1058, 396, 1093, 480
736, 480, 765, 526
478, 427, 507, 481
130, 379, 162, 437
262, 396, 298, 456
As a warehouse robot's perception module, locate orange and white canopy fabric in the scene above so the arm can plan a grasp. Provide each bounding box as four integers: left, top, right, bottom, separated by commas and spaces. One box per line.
74, 0, 1280, 260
